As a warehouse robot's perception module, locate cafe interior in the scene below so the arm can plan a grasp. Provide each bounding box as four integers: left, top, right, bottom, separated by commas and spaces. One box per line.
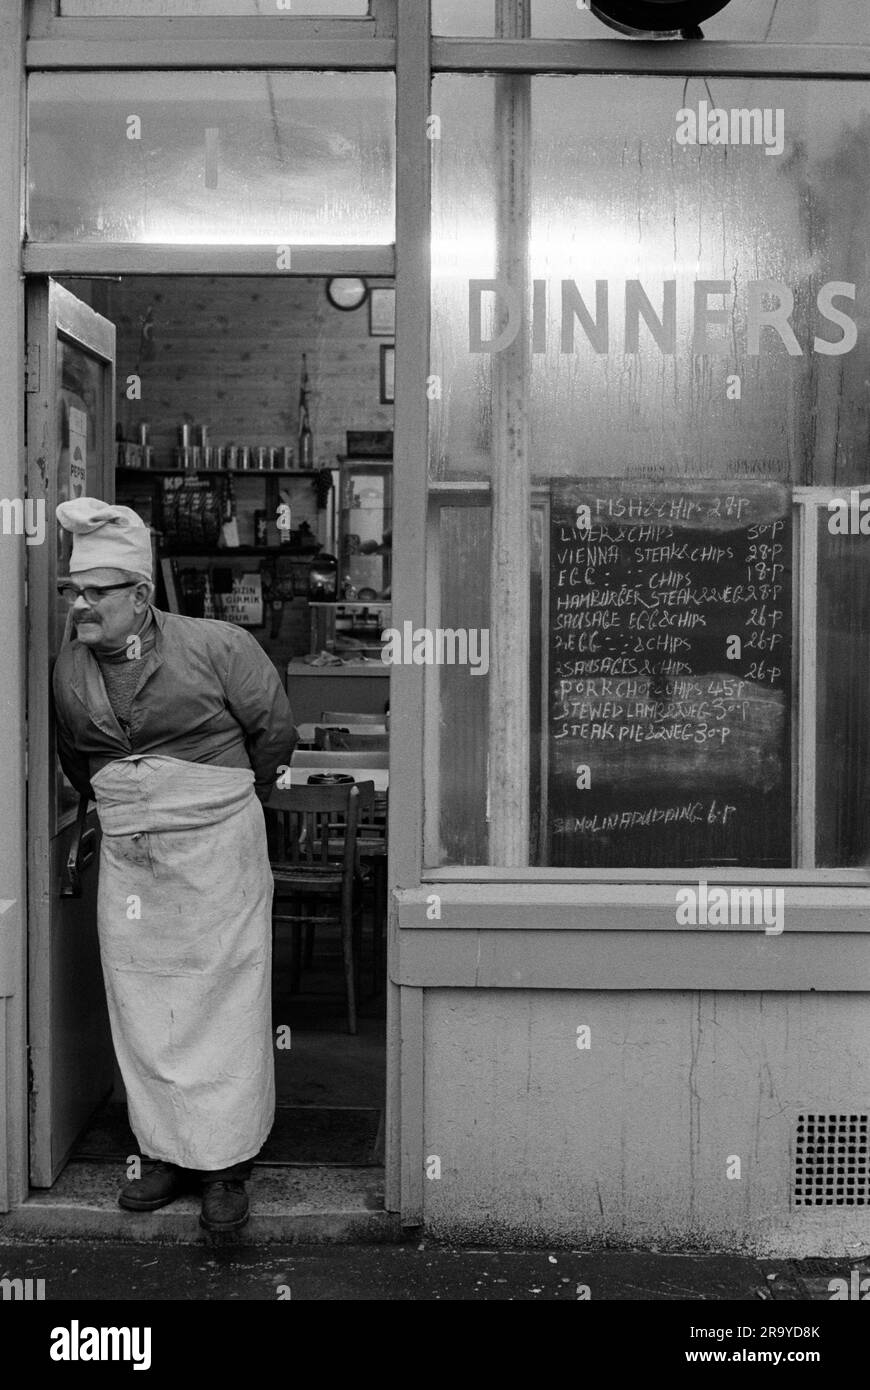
61, 272, 394, 1169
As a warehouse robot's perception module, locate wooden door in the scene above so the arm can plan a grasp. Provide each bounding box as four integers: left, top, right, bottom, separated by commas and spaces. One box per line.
26, 279, 117, 1186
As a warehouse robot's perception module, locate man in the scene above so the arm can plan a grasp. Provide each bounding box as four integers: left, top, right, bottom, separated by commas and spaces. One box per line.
52, 498, 297, 1233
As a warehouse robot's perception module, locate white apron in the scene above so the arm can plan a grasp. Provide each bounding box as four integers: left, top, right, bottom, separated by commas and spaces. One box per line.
90, 754, 275, 1171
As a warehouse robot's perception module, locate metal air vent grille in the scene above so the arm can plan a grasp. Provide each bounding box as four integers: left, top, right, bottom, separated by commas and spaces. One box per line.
794, 1114, 870, 1207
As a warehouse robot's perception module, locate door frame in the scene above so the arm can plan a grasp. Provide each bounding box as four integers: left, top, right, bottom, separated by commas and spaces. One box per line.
0, 0, 28, 1215
25, 278, 118, 1187
12, 267, 405, 1211
4, 0, 413, 1218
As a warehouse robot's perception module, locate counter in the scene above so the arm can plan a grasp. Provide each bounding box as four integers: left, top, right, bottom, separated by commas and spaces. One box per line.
285, 660, 390, 724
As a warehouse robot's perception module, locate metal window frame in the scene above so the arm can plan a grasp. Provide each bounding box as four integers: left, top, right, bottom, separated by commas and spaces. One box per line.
26, 36, 397, 67
27, 0, 396, 51
23, 58, 399, 276
23, 0, 398, 273
22, 246, 397, 276
431, 38, 870, 77
420, 31, 870, 900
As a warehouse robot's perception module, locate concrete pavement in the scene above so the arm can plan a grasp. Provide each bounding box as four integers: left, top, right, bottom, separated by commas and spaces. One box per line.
1, 1241, 867, 1300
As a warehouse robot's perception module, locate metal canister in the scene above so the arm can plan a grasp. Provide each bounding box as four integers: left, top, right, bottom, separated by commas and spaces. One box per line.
225, 446, 238, 471
214, 446, 226, 470
281, 445, 295, 470
268, 447, 281, 471
202, 446, 214, 470
255, 446, 268, 471
178, 424, 192, 448
196, 424, 209, 448
237, 446, 251, 471
190, 445, 202, 470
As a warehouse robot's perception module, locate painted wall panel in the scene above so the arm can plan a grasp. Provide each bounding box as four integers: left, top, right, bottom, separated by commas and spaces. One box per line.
422, 989, 870, 1255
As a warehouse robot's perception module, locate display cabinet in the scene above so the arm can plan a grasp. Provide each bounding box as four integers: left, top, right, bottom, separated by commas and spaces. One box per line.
338, 458, 392, 600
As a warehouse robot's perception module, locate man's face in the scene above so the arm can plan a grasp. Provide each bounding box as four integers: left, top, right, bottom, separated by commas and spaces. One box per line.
65, 568, 150, 652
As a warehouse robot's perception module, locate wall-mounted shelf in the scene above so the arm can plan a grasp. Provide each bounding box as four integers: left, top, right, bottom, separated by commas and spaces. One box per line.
116, 467, 321, 479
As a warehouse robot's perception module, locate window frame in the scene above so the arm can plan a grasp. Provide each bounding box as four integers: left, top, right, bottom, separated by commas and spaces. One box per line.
23, 63, 398, 274
418, 16, 870, 899
424, 486, 870, 884
28, 0, 394, 42
54, 0, 372, 17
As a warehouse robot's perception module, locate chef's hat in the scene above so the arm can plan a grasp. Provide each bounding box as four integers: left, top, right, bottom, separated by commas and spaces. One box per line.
56, 497, 153, 581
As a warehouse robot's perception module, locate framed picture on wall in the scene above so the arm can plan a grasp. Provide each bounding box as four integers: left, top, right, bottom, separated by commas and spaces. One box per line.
380, 344, 395, 404
369, 286, 395, 337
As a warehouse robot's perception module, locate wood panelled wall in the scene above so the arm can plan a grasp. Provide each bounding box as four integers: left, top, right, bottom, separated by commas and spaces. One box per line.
65, 275, 394, 674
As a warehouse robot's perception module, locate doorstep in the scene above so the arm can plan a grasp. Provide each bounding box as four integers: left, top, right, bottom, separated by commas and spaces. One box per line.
0, 1162, 402, 1246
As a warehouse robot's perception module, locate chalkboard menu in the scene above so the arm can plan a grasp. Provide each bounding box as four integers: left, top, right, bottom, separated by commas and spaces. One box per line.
548, 482, 792, 868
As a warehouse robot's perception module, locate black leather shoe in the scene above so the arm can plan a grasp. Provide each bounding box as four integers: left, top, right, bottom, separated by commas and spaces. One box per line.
200, 1180, 250, 1232
118, 1159, 190, 1212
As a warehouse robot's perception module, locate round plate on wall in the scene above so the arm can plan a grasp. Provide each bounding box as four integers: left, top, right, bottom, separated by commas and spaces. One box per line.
326, 277, 369, 311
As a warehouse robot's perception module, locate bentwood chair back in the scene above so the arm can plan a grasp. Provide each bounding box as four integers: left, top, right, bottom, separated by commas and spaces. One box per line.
265, 783, 363, 1035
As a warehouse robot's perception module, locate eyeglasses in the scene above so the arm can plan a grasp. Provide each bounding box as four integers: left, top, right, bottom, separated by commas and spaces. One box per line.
57, 581, 140, 605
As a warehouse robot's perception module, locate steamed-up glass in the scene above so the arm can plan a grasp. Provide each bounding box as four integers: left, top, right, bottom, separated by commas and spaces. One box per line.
430, 74, 870, 487
428, 71, 870, 870
28, 71, 395, 246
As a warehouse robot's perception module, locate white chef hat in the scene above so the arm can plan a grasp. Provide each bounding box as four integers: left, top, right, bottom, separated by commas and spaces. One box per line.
56, 497, 153, 581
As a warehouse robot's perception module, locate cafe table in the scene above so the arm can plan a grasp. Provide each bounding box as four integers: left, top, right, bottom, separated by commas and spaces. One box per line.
279, 751, 389, 794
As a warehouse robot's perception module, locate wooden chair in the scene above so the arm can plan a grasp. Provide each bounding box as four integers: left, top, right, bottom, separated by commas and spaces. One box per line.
339, 780, 387, 994
284, 754, 389, 987
315, 727, 389, 752
265, 783, 366, 1035
288, 778, 385, 995
321, 710, 385, 725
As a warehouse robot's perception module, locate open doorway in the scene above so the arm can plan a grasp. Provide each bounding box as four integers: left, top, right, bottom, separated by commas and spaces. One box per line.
27, 273, 392, 1186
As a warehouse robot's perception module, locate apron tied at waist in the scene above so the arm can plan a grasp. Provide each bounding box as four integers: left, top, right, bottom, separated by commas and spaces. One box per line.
90, 755, 275, 1171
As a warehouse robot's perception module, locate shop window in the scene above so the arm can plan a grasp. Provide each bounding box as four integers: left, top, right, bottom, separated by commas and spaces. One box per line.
432, 0, 870, 43
60, 1, 369, 15
427, 73, 870, 872
28, 71, 394, 245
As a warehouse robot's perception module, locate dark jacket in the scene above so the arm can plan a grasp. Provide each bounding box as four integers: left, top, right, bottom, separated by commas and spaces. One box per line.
52, 606, 297, 802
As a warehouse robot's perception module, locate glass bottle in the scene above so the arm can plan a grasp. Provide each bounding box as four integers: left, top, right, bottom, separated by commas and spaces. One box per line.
298, 352, 314, 468
298, 411, 313, 469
